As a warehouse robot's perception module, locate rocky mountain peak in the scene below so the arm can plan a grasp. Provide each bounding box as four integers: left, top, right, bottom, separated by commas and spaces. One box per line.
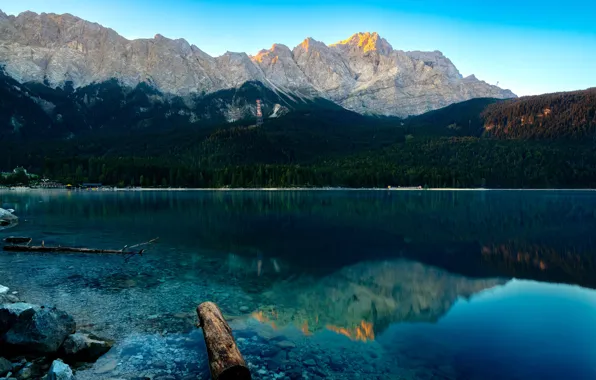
270, 43, 292, 56
295, 37, 327, 53
252, 43, 292, 63
331, 32, 393, 55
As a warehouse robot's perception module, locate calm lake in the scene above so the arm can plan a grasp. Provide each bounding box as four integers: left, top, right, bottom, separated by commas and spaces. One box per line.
0, 190, 595, 380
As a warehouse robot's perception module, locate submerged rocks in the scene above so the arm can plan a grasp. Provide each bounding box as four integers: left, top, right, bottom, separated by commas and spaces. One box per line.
92, 358, 118, 374
0, 293, 21, 304
61, 333, 113, 363
2, 305, 76, 354
276, 340, 296, 349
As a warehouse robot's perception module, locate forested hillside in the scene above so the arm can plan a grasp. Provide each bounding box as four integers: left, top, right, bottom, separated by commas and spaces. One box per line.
1, 87, 595, 189
18, 137, 591, 189
483, 88, 596, 139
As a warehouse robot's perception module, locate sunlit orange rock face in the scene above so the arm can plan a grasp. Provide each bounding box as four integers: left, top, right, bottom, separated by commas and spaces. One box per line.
331, 32, 393, 55
249, 259, 505, 341
251, 310, 278, 329
251, 308, 374, 341
326, 321, 375, 342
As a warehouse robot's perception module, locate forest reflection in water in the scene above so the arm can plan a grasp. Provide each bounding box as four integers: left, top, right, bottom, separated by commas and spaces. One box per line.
3, 189, 594, 288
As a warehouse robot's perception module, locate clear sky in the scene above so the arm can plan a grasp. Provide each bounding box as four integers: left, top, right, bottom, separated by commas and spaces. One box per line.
1, 0, 595, 96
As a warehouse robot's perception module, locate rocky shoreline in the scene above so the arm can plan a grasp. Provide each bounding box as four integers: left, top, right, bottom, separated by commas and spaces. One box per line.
0, 284, 113, 380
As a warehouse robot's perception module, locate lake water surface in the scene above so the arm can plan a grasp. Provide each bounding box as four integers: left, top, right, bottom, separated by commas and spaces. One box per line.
0, 190, 595, 379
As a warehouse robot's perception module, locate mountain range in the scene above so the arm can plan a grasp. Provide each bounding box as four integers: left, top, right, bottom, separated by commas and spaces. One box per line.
0, 9, 595, 190
0, 9, 515, 121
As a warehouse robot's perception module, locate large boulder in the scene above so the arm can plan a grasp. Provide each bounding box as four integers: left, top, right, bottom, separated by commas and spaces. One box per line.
0, 357, 12, 377
0, 302, 35, 335
0, 285, 21, 305
2, 305, 76, 354
61, 333, 113, 363
0, 209, 18, 230
46, 359, 73, 380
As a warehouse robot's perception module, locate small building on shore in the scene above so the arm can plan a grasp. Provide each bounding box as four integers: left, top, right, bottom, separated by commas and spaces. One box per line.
81, 183, 103, 190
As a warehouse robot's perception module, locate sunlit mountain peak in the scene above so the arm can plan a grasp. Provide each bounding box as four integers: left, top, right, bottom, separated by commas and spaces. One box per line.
331, 31, 393, 54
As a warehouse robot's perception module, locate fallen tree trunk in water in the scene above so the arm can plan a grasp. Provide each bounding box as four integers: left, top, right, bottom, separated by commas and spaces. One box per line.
197, 302, 251, 380
3, 245, 142, 254
3, 238, 158, 261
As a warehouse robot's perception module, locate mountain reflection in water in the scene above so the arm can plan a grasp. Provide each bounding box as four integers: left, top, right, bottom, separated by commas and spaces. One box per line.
229, 257, 506, 340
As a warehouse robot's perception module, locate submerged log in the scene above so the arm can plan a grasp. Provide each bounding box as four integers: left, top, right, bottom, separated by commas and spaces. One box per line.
3, 244, 145, 255
4, 237, 32, 244
197, 302, 251, 380
2, 238, 158, 260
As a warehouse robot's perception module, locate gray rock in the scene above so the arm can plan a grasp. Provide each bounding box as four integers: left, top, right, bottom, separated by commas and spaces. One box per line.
275, 340, 296, 349
61, 333, 113, 363
0, 357, 12, 376
329, 356, 344, 370
261, 345, 281, 358
0, 302, 35, 335
286, 368, 303, 380
0, 294, 21, 304
93, 358, 118, 374
3, 305, 76, 354
0, 209, 18, 231
17, 363, 34, 379
46, 360, 73, 380
153, 360, 167, 369
267, 350, 288, 371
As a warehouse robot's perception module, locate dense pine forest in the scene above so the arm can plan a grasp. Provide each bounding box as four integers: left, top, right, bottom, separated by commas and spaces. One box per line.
1, 87, 595, 188
483, 88, 596, 139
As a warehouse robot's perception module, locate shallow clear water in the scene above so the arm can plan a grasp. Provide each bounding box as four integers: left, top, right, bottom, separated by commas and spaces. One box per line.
0, 189, 595, 380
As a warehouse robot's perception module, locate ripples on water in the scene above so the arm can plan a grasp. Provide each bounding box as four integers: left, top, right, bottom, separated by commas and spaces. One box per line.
0, 190, 595, 379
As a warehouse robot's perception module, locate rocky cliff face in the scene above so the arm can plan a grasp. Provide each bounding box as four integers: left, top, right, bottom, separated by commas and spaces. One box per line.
0, 10, 516, 118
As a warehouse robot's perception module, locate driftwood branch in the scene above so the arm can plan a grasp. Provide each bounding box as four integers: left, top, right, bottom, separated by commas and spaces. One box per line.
3, 237, 32, 245
197, 302, 251, 380
3, 238, 159, 262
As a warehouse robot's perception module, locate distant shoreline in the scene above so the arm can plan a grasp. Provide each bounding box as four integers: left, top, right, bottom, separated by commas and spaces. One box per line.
2, 187, 596, 192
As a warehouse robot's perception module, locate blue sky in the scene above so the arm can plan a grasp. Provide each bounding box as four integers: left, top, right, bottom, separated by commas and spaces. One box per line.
1, 0, 595, 96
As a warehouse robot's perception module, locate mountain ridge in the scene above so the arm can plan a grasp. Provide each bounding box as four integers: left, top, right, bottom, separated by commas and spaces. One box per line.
0, 9, 515, 118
